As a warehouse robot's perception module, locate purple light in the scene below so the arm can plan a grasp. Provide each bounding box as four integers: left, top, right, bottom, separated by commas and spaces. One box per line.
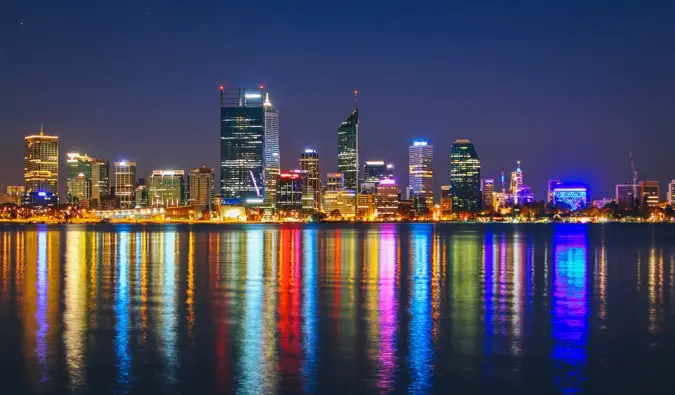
379, 178, 396, 185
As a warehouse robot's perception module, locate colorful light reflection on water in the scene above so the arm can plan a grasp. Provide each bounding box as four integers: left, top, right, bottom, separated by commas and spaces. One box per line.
0, 223, 674, 394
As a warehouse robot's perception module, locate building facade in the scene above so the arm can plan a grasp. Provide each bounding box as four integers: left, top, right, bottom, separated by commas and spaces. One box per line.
337, 109, 359, 192
66, 152, 94, 204
668, 181, 675, 207
114, 161, 137, 209
148, 170, 186, 208
641, 181, 659, 208
6, 186, 25, 204
616, 183, 642, 210
91, 159, 110, 207
547, 180, 563, 204
299, 149, 321, 211
220, 87, 266, 203
450, 140, 481, 212
276, 172, 305, 212
24, 127, 59, 195
481, 178, 495, 210
408, 141, 434, 207
376, 179, 399, 218
189, 166, 215, 208
552, 186, 588, 211
263, 93, 280, 207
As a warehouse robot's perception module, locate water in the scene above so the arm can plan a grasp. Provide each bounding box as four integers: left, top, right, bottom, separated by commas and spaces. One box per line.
0, 223, 674, 394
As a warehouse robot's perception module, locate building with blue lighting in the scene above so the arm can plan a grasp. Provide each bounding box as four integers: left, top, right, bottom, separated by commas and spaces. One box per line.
552, 185, 589, 211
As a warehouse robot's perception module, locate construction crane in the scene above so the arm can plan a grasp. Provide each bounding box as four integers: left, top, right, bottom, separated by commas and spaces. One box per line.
629, 151, 638, 185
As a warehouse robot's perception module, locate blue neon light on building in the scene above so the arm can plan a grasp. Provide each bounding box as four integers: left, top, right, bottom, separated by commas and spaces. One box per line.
552, 187, 588, 211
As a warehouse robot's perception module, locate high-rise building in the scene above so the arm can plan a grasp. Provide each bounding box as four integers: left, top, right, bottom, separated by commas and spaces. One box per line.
450, 140, 481, 212
667, 181, 675, 207
337, 107, 359, 192
135, 178, 148, 209
481, 178, 495, 210
326, 172, 345, 191
148, 170, 186, 208
547, 180, 563, 204
66, 152, 94, 204
641, 181, 659, 208
616, 183, 642, 210
276, 172, 306, 212
440, 185, 452, 215
189, 166, 215, 208
376, 178, 399, 218
91, 159, 110, 207
24, 126, 59, 195
114, 161, 137, 209
300, 149, 321, 211
364, 161, 394, 183
6, 186, 25, 204
220, 87, 266, 204
323, 172, 355, 217
263, 93, 280, 207
408, 141, 434, 207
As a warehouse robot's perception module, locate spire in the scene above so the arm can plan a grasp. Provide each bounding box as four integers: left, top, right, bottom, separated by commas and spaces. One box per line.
264, 92, 271, 107
40, 123, 44, 136
353, 89, 358, 110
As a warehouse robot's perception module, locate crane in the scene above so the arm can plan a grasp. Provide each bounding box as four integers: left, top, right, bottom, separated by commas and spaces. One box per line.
629, 151, 638, 185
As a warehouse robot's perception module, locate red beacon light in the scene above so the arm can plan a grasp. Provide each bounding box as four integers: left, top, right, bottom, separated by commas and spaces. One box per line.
219, 85, 224, 91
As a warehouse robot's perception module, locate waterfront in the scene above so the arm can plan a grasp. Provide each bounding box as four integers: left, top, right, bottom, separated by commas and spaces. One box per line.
0, 223, 674, 394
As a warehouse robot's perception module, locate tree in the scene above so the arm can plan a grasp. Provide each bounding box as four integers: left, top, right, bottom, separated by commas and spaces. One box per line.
329, 209, 342, 220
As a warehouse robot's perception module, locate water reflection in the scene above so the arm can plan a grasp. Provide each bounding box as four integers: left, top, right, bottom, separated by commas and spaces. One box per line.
0, 224, 674, 394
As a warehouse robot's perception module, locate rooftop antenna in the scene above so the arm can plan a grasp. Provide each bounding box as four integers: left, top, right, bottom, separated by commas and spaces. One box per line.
40, 123, 44, 136
354, 89, 358, 110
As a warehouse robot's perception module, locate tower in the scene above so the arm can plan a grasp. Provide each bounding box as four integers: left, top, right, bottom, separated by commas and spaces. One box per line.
408, 140, 434, 207
263, 92, 280, 207
299, 149, 321, 211
113, 161, 137, 209
450, 139, 481, 212
337, 92, 359, 192
24, 125, 59, 195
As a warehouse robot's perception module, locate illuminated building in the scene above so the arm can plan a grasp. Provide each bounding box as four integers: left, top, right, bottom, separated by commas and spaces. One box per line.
276, 172, 305, 212
547, 180, 563, 203
326, 172, 344, 191
357, 193, 376, 219
113, 161, 137, 209
337, 106, 359, 192
135, 178, 148, 208
263, 93, 280, 207
220, 87, 266, 204
364, 161, 394, 183
323, 173, 355, 217
450, 139, 481, 212
189, 166, 215, 209
616, 182, 642, 210
299, 149, 321, 211
24, 126, 59, 194
509, 161, 534, 205
440, 185, 452, 215
66, 152, 94, 204
552, 186, 588, 211
91, 159, 110, 207
290, 169, 314, 212
148, 170, 186, 207
668, 181, 675, 207
21, 191, 57, 209
641, 181, 659, 208
481, 178, 495, 210
408, 141, 434, 207
376, 178, 399, 218
6, 186, 24, 204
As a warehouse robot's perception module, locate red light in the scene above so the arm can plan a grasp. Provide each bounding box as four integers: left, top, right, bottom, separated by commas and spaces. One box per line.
219, 85, 224, 91
259, 84, 265, 90
354, 89, 358, 95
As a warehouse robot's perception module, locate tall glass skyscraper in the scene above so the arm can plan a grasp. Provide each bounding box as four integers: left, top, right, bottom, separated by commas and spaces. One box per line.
24, 126, 59, 195
220, 87, 266, 203
450, 139, 481, 212
263, 93, 280, 207
299, 149, 321, 211
337, 109, 359, 192
66, 152, 94, 204
114, 161, 137, 209
363, 161, 394, 183
408, 141, 434, 206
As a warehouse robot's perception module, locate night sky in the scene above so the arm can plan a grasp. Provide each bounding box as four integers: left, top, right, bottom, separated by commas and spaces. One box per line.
2, 0, 675, 199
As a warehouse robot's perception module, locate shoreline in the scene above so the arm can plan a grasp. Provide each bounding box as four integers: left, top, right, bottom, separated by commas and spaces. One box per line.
1, 219, 672, 225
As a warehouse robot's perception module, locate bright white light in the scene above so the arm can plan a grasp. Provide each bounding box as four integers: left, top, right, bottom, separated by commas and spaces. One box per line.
413, 141, 428, 146
245, 93, 262, 99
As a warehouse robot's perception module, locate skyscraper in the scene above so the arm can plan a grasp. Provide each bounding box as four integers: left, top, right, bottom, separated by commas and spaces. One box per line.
408, 141, 434, 206
299, 149, 321, 211
364, 161, 394, 183
66, 152, 94, 204
148, 170, 186, 208
668, 181, 675, 207
275, 172, 305, 212
220, 87, 266, 204
641, 181, 660, 208
481, 178, 495, 210
450, 139, 481, 212
616, 182, 642, 210
189, 166, 215, 208
547, 180, 563, 204
114, 161, 137, 209
263, 93, 280, 207
24, 126, 59, 195
91, 159, 110, 207
337, 105, 359, 192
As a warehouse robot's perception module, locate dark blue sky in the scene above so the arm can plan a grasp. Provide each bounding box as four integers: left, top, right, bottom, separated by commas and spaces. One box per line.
2, 0, 675, 199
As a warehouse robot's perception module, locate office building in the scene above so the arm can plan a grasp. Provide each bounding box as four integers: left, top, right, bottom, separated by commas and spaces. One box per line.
91, 159, 110, 207
364, 161, 394, 183
450, 140, 481, 212
323, 172, 355, 217
6, 186, 25, 204
376, 178, 399, 218
357, 193, 376, 219
408, 141, 434, 207
552, 186, 588, 211
616, 183, 642, 210
326, 172, 345, 191
263, 93, 280, 207
21, 191, 58, 209
66, 152, 94, 204
148, 170, 186, 208
300, 149, 321, 211
24, 126, 59, 195
481, 178, 495, 210
135, 178, 149, 208
440, 185, 452, 215
668, 181, 675, 207
547, 180, 563, 204
276, 172, 305, 212
220, 87, 266, 204
189, 166, 215, 208
114, 161, 137, 209
641, 181, 659, 208
509, 161, 534, 205
337, 108, 359, 191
